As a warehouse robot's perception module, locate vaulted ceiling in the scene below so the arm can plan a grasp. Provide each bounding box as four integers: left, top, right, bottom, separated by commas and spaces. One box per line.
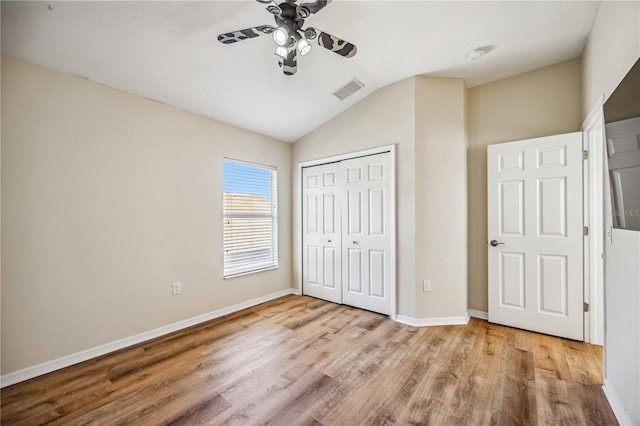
1, 1, 599, 142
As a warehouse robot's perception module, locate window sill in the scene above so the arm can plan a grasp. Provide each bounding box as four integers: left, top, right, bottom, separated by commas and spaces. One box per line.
224, 266, 279, 280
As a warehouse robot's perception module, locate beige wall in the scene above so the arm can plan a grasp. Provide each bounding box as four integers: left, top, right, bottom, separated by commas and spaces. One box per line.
293, 76, 469, 320
1, 56, 293, 374
6, 1, 636, 374
292, 78, 417, 317
467, 59, 583, 312
582, 1, 640, 118
414, 77, 468, 318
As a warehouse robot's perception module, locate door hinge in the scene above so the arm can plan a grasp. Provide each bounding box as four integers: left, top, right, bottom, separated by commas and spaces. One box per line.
583, 150, 589, 160
584, 302, 589, 312
583, 226, 589, 236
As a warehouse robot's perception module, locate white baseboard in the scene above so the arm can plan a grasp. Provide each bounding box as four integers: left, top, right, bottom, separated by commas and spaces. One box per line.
468, 309, 489, 320
0, 288, 300, 388
395, 313, 470, 327
602, 378, 635, 426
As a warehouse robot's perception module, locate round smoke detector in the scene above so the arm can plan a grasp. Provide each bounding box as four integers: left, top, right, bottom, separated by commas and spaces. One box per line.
467, 48, 486, 60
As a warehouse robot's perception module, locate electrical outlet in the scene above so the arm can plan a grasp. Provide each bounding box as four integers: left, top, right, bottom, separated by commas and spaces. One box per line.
422, 280, 431, 292
172, 282, 182, 295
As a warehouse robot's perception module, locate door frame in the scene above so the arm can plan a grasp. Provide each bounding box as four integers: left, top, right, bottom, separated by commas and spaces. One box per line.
582, 94, 606, 346
297, 144, 397, 319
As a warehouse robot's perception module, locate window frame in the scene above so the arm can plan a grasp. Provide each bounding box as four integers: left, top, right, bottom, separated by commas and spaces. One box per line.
222, 158, 278, 279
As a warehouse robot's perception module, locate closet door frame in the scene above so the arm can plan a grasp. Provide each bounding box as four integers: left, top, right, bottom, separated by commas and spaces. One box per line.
297, 145, 397, 319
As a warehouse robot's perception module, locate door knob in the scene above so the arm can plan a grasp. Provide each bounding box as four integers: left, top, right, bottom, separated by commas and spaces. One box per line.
327, 239, 332, 243
490, 240, 505, 246
353, 241, 359, 245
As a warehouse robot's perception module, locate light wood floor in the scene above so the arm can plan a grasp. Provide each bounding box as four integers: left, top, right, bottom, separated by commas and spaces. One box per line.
1, 295, 617, 425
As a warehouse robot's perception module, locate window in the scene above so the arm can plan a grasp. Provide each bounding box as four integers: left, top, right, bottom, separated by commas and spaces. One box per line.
223, 159, 278, 277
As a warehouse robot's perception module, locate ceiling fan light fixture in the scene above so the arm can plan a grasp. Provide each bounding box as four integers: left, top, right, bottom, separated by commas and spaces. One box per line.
217, 1, 356, 75
272, 26, 289, 46
297, 38, 312, 56
275, 45, 288, 58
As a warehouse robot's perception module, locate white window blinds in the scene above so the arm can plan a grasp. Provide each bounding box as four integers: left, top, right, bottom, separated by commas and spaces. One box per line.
223, 159, 278, 278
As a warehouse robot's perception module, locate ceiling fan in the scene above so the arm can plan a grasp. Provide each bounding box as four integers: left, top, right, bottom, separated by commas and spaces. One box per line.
217, 0, 357, 75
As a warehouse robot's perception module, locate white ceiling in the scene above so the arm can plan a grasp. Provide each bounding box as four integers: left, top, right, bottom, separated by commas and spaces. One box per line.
1, 1, 599, 143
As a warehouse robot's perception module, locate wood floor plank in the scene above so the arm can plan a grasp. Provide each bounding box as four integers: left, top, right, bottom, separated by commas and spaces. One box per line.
257, 371, 339, 425
166, 393, 231, 426
37, 326, 294, 425
215, 367, 336, 425
574, 384, 619, 425
564, 346, 604, 385
536, 376, 587, 425
104, 375, 230, 425
1, 347, 143, 411
2, 374, 112, 425
1, 295, 617, 426
490, 345, 537, 426
445, 324, 505, 425
403, 326, 479, 424
316, 324, 421, 425
532, 332, 573, 382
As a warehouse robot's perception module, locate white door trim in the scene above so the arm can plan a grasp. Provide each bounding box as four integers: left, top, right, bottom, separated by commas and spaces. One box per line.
297, 145, 397, 319
581, 94, 606, 346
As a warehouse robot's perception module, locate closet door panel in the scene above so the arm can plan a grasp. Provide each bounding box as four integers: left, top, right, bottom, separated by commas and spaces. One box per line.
302, 163, 342, 304
341, 153, 392, 315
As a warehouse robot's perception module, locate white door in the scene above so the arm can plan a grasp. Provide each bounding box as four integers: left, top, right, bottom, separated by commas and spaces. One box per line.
302, 152, 393, 315
302, 163, 342, 304
487, 133, 584, 340
606, 117, 640, 231
341, 153, 392, 315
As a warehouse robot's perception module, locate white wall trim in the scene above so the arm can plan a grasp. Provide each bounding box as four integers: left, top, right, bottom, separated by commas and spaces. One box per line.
296, 144, 398, 319
0, 288, 300, 388
581, 94, 606, 346
468, 309, 489, 320
602, 379, 635, 426
582, 94, 606, 131
395, 313, 470, 327
298, 145, 396, 169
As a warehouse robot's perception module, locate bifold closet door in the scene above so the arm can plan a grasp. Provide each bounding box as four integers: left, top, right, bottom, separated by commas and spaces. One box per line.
302, 163, 342, 304
302, 152, 392, 315
341, 153, 392, 315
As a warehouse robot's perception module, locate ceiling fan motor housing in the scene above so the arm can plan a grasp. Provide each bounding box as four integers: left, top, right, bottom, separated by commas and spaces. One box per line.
274, 3, 302, 47
278, 2, 298, 19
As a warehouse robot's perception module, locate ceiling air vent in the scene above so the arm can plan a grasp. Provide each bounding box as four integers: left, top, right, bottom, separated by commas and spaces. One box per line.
333, 78, 364, 101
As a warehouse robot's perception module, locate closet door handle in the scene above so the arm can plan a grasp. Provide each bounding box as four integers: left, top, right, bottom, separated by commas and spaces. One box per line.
352, 241, 359, 245
327, 239, 332, 243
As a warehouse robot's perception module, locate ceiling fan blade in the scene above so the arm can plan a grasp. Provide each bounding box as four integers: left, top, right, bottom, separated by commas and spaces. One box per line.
300, 0, 332, 15
217, 25, 274, 44
283, 46, 297, 75
310, 28, 357, 58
